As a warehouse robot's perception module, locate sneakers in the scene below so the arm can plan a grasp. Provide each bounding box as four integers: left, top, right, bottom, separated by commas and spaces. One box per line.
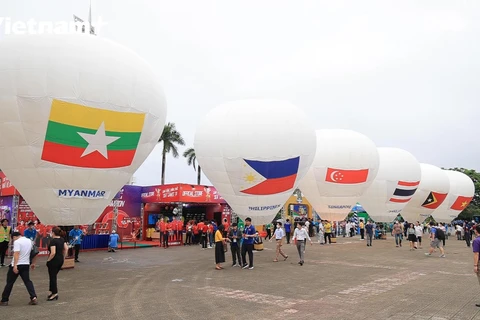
248, 266, 254, 270
28, 298, 38, 305
0, 264, 5, 267
440, 254, 446, 258
242, 264, 249, 269
424, 253, 431, 256
0, 301, 8, 306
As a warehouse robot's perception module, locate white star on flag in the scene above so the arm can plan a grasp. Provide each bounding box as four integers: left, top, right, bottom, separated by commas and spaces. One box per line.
78, 122, 120, 159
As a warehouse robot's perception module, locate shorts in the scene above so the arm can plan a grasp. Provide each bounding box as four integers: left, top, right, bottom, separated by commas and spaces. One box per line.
430, 239, 442, 248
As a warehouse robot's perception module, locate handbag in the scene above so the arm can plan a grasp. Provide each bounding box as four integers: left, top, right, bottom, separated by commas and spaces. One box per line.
223, 240, 228, 252
30, 243, 39, 264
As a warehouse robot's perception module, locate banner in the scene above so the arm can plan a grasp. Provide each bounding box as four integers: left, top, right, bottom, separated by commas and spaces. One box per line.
0, 196, 12, 225
0, 171, 19, 196
95, 185, 142, 238
141, 184, 225, 204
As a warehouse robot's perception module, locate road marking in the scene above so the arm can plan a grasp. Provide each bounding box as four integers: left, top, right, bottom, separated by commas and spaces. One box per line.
198, 286, 307, 307
310, 260, 404, 270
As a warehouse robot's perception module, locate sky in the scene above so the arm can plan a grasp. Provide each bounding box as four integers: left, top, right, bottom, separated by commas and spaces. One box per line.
2, 0, 479, 187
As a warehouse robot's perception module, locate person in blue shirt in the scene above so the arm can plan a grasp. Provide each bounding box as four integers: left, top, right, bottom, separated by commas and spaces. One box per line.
365, 220, 374, 247
69, 226, 85, 262
23, 222, 37, 242
241, 217, 256, 270
284, 219, 292, 244
108, 230, 120, 252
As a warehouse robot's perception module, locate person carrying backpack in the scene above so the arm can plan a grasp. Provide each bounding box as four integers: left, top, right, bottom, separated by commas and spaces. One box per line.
425, 222, 445, 258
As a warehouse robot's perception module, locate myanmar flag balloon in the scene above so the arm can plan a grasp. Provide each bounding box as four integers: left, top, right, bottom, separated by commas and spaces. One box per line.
0, 34, 167, 225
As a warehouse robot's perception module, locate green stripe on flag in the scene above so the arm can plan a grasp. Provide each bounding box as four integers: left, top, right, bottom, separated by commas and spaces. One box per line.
45, 121, 141, 151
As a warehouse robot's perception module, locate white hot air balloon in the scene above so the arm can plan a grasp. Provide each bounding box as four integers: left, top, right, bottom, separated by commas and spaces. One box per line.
359, 148, 421, 222
0, 34, 167, 225
298, 129, 380, 222
432, 170, 474, 223
194, 99, 316, 225
400, 164, 450, 223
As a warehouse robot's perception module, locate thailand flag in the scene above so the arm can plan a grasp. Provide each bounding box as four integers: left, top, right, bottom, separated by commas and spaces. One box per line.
239, 157, 300, 195
389, 181, 420, 203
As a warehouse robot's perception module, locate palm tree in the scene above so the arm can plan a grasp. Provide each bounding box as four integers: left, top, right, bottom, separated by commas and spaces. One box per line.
158, 122, 185, 185
183, 147, 201, 185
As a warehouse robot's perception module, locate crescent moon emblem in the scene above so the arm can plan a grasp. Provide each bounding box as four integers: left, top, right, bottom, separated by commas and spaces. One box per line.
330, 170, 339, 181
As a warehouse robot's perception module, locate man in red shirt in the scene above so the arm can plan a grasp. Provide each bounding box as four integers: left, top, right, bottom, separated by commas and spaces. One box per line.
159, 219, 167, 248
222, 218, 230, 237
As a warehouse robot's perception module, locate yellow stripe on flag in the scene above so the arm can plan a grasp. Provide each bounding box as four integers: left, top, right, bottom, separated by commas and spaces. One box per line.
48, 99, 145, 132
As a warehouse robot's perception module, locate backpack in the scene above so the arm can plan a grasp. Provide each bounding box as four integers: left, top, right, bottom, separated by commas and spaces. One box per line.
435, 228, 445, 240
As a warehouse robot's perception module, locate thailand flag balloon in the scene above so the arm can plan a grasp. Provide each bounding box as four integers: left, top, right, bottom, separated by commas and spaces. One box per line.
194, 99, 316, 225
0, 34, 167, 225
359, 148, 421, 223
298, 129, 379, 222
400, 164, 450, 223
432, 170, 474, 223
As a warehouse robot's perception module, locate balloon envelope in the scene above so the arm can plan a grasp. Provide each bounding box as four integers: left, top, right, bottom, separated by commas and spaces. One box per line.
359, 148, 421, 222
400, 164, 450, 223
194, 99, 316, 225
298, 129, 379, 221
0, 34, 167, 225
432, 170, 474, 223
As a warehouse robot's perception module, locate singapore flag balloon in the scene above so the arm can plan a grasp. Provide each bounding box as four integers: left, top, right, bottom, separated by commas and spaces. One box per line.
298, 129, 380, 222
194, 99, 316, 225
359, 148, 421, 223
0, 34, 167, 225
400, 164, 450, 223
432, 170, 474, 223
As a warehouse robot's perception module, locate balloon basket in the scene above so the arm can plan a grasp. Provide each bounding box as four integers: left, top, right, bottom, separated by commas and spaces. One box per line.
330, 237, 337, 243
254, 243, 264, 251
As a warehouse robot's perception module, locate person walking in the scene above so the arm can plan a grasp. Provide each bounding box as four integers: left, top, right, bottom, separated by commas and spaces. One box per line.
415, 221, 423, 249
0, 219, 12, 267
407, 223, 417, 251
318, 220, 325, 244
365, 220, 374, 247
241, 217, 256, 270
392, 221, 403, 247
270, 222, 288, 262
228, 223, 242, 267
359, 219, 365, 240
0, 232, 38, 306
472, 224, 480, 307
292, 223, 312, 266
323, 220, 332, 244
284, 219, 292, 244
46, 227, 68, 301
425, 222, 445, 258
68, 226, 84, 262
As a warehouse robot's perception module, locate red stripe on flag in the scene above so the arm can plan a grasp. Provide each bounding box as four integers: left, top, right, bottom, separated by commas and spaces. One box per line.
41, 141, 136, 168
389, 198, 411, 203
398, 181, 420, 187
325, 168, 369, 184
240, 174, 296, 195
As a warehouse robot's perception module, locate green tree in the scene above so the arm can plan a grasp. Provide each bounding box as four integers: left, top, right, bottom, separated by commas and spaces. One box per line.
158, 122, 185, 185
183, 147, 201, 185
444, 168, 480, 220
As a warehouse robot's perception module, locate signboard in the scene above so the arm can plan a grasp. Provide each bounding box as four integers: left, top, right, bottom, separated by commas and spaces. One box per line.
141, 184, 225, 204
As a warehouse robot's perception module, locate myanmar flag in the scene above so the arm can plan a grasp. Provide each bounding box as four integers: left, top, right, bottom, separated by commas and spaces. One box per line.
41, 99, 145, 168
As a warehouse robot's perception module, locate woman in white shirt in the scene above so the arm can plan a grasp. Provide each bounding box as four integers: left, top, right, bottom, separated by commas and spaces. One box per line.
292, 223, 312, 266
270, 222, 288, 262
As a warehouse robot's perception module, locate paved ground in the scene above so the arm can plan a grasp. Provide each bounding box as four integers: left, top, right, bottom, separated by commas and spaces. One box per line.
1, 234, 480, 320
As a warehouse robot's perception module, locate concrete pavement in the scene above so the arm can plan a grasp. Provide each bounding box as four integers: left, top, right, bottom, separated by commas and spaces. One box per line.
1, 234, 479, 320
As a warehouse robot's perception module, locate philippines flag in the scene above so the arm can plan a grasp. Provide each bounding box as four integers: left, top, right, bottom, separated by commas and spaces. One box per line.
389, 181, 420, 203
239, 157, 300, 195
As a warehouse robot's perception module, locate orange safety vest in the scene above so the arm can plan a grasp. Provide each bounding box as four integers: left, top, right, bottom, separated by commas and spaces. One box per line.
0, 226, 11, 242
